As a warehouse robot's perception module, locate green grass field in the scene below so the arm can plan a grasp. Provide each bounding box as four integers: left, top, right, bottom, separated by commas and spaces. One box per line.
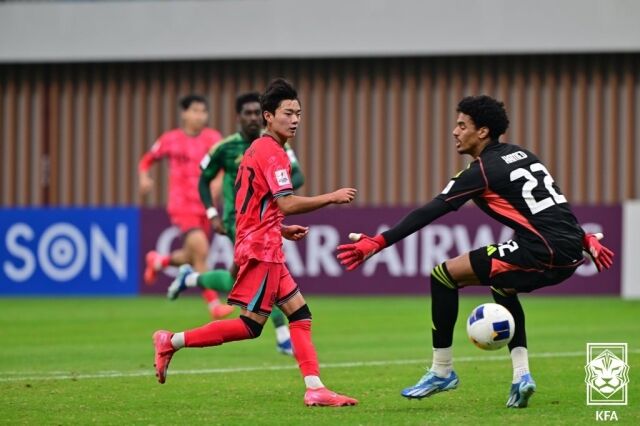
1, 296, 638, 425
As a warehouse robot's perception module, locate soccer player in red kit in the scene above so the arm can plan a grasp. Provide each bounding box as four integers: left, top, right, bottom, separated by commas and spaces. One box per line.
153, 79, 359, 407
139, 95, 233, 319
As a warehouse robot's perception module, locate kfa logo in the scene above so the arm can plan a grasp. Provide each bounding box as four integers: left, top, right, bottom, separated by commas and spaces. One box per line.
585, 343, 629, 406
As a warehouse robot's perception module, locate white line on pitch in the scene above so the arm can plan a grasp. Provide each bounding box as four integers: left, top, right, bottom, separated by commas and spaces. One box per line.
1, 349, 638, 383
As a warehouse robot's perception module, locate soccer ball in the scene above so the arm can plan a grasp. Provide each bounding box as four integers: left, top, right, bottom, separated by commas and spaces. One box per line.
466, 303, 515, 351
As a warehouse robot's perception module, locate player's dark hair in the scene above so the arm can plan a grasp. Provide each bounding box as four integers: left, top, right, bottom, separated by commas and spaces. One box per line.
235, 92, 261, 114
260, 78, 299, 125
179, 94, 208, 110
456, 95, 509, 140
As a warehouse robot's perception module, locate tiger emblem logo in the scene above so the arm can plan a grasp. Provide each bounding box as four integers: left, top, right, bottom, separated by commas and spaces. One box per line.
585, 349, 630, 398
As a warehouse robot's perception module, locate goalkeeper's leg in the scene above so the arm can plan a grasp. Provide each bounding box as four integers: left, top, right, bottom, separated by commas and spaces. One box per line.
491, 287, 535, 408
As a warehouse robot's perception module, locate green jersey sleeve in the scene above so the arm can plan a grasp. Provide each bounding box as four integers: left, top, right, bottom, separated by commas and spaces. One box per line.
198, 144, 224, 209
284, 142, 305, 190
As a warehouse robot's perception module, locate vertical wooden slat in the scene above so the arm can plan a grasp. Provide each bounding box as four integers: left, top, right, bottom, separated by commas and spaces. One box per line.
193, 61, 206, 96
177, 62, 191, 101
61, 65, 74, 205
558, 57, 572, 190
372, 60, 386, 204
133, 64, 148, 205
388, 59, 402, 204
77, 65, 90, 205
327, 60, 340, 192
606, 59, 620, 203
312, 62, 327, 197
513, 59, 526, 148
105, 64, 118, 204
2, 67, 17, 205
90, 64, 105, 205
404, 59, 417, 205
575, 57, 588, 201
32, 66, 44, 205
450, 58, 464, 173
529, 57, 542, 169
208, 62, 223, 133
543, 57, 557, 177
434, 59, 448, 193
295, 60, 310, 197
419, 59, 432, 198
592, 58, 604, 202
342, 60, 356, 190
357, 60, 371, 205
623, 56, 636, 198
18, 68, 32, 206
496, 57, 510, 142
147, 63, 161, 206
221, 62, 237, 134
0, 67, 5, 204
120, 64, 133, 204
47, 66, 60, 204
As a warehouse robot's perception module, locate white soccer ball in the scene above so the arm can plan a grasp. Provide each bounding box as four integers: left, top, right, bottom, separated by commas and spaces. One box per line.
466, 303, 515, 351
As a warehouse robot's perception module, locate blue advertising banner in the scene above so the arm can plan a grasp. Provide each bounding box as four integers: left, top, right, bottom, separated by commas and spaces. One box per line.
0, 208, 139, 295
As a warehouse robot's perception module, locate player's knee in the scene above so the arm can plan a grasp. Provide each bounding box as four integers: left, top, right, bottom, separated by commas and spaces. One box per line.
240, 315, 264, 338
287, 304, 312, 323
431, 262, 458, 290
185, 229, 208, 250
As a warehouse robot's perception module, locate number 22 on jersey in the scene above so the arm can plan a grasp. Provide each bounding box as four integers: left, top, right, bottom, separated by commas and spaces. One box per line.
510, 162, 567, 215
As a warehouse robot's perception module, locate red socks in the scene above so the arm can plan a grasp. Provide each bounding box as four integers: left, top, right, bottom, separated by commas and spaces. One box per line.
184, 318, 252, 347
201, 289, 219, 304
289, 320, 320, 377
181, 316, 321, 380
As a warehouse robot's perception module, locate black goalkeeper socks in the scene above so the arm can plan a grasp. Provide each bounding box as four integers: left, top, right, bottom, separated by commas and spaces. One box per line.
491, 287, 527, 350
431, 263, 459, 348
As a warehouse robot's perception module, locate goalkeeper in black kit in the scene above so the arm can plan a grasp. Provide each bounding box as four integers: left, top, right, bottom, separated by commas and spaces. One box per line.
337, 95, 614, 408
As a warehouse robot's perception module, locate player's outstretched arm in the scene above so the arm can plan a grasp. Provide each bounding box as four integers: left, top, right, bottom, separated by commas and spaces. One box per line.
336, 198, 454, 271
276, 188, 356, 216
336, 233, 387, 271
138, 170, 154, 195
138, 138, 167, 195
583, 232, 614, 272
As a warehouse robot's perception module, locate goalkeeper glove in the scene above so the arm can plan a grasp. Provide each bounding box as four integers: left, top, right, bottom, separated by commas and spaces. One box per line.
336, 233, 386, 271
583, 232, 614, 272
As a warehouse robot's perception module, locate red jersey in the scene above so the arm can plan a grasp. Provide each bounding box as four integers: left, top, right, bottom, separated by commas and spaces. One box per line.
234, 135, 294, 265
139, 128, 222, 216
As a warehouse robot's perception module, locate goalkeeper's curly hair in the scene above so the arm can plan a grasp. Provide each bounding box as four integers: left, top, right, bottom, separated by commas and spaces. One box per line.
457, 95, 509, 140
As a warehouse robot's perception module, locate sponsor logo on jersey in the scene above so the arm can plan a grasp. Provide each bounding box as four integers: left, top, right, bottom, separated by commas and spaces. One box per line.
275, 169, 291, 186
501, 151, 528, 164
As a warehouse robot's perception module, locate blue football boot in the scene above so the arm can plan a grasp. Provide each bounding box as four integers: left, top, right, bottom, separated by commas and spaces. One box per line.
401, 370, 459, 399
506, 374, 536, 408
167, 264, 193, 300
276, 338, 294, 356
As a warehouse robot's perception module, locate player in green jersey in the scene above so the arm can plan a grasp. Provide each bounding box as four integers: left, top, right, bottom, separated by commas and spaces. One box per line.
167, 92, 305, 355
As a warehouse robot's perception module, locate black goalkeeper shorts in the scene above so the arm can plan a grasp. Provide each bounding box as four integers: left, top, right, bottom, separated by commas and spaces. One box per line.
468, 239, 583, 293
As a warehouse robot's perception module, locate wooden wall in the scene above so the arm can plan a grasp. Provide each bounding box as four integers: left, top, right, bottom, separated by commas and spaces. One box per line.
1, 54, 638, 207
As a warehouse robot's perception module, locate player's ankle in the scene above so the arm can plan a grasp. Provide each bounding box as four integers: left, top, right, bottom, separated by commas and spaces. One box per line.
304, 375, 324, 390
431, 347, 453, 377
170, 332, 185, 350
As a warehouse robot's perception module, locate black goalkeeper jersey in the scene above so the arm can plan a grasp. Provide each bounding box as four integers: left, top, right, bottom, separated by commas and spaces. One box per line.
435, 141, 584, 267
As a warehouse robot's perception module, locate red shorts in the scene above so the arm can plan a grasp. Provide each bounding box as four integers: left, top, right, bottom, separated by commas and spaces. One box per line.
170, 213, 210, 237
227, 260, 300, 317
